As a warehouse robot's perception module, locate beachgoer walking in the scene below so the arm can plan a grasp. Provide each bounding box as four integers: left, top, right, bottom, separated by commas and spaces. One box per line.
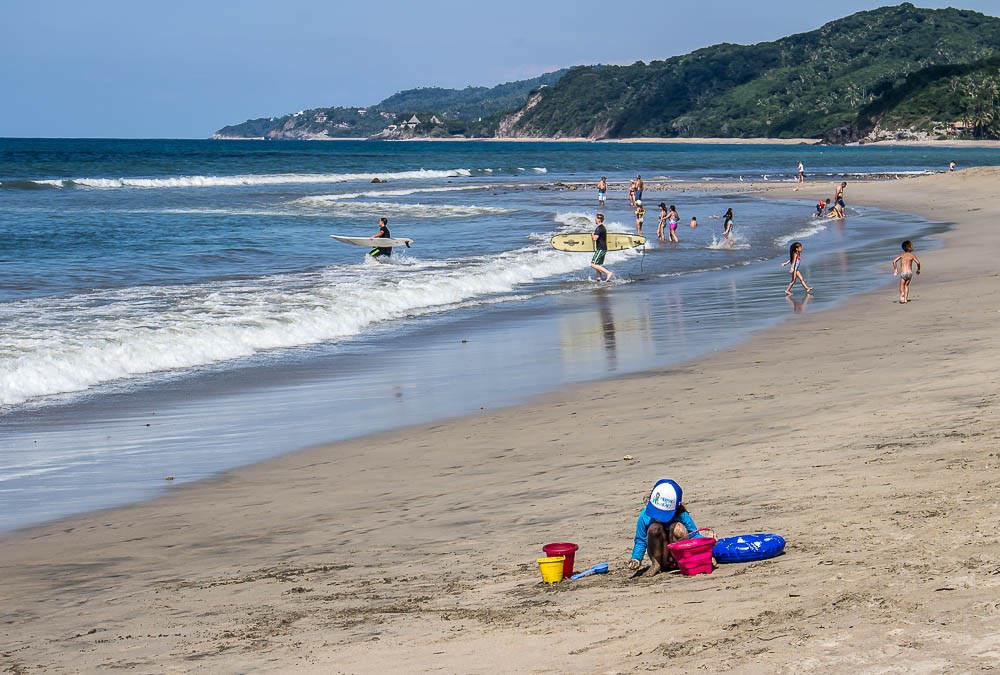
657, 203, 668, 241
892, 239, 921, 304
627, 479, 708, 576
635, 175, 644, 202
368, 217, 393, 260
722, 208, 735, 246
782, 241, 812, 294
949, 161, 956, 172
666, 204, 680, 243
591, 213, 613, 282
795, 161, 805, 190
634, 200, 646, 236
597, 176, 607, 206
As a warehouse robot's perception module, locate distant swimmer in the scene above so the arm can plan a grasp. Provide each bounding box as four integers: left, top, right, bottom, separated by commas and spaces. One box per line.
590, 213, 614, 282
368, 217, 393, 260
892, 239, 921, 304
597, 176, 607, 206
782, 241, 812, 295
689, 216, 698, 228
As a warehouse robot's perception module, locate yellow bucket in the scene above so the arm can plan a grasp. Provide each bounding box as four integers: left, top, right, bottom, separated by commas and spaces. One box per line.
537, 556, 566, 583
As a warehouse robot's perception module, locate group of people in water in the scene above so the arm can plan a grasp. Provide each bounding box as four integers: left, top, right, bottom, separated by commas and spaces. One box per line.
590, 174, 921, 304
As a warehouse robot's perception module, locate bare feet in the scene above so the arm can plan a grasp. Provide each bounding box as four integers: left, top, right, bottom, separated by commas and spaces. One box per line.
605, 272, 614, 282
805, 286, 813, 293
785, 289, 792, 295
646, 561, 662, 577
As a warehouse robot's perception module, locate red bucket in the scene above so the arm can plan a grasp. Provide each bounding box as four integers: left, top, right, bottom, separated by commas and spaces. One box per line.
542, 542, 579, 577
667, 530, 717, 576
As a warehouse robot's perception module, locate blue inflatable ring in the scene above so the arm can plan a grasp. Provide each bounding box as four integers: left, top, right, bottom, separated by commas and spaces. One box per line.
713, 533, 786, 563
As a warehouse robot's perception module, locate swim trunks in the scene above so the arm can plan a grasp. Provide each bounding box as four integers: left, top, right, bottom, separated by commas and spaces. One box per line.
591, 249, 607, 265
900, 271, 913, 280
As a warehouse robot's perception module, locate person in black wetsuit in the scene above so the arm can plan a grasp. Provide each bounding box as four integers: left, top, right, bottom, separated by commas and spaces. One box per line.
369, 217, 392, 260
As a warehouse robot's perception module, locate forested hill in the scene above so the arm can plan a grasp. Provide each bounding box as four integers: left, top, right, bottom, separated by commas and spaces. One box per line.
490, 3, 1000, 141
213, 70, 567, 140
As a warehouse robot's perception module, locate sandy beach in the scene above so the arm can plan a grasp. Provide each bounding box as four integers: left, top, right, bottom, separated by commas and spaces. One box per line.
2, 168, 999, 673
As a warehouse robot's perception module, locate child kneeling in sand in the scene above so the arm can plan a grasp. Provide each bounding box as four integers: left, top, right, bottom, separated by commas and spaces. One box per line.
627, 479, 706, 575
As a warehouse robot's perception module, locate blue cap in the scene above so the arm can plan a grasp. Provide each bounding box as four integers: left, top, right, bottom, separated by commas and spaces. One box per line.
644, 479, 682, 522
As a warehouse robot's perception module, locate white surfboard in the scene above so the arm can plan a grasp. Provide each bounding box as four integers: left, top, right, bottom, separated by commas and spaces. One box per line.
550, 232, 645, 252
330, 234, 413, 248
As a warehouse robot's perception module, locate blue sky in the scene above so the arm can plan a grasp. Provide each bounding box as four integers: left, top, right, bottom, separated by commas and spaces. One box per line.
2, 0, 998, 138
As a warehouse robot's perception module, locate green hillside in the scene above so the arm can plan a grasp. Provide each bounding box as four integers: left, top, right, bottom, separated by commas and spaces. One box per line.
492, 3, 1000, 141
213, 70, 567, 139
376, 70, 568, 119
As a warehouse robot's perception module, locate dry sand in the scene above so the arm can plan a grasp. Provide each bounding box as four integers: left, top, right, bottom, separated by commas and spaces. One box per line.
2, 169, 999, 674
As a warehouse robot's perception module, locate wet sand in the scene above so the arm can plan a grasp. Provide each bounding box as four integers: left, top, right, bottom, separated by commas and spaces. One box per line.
2, 168, 998, 673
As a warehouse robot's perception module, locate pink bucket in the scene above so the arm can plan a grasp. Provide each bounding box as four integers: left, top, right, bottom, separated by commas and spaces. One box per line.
667, 529, 716, 576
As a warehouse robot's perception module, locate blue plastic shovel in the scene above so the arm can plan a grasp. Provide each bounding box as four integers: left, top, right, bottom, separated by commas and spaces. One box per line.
570, 562, 610, 580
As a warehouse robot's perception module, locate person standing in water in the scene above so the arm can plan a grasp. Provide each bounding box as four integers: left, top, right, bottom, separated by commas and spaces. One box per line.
782, 241, 812, 294
665, 204, 680, 243
597, 176, 607, 206
368, 217, 393, 260
892, 240, 921, 304
590, 213, 614, 282
635, 175, 644, 202
634, 200, 646, 236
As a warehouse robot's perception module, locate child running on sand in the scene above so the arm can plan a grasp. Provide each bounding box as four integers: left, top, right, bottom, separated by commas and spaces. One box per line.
892, 240, 921, 304
627, 479, 707, 576
782, 241, 812, 294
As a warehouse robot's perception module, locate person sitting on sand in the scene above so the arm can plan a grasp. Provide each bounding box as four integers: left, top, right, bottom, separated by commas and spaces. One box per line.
892, 239, 921, 304
628, 479, 706, 575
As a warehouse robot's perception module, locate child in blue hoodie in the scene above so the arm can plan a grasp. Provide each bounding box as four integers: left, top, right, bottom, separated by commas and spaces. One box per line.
627, 479, 704, 575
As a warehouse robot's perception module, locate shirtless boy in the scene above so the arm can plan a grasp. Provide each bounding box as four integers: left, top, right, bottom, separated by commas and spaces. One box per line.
892, 240, 921, 304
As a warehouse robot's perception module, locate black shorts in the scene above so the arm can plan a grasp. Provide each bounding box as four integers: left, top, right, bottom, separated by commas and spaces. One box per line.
591, 249, 607, 265
369, 247, 392, 259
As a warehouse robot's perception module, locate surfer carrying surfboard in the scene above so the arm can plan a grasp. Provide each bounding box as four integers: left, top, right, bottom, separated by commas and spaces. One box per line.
590, 213, 614, 282
369, 217, 393, 260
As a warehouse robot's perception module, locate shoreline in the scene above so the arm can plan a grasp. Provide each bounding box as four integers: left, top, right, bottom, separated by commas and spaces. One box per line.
2, 169, 999, 672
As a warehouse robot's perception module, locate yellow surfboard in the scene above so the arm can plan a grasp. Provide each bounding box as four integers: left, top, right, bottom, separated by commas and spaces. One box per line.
550, 232, 646, 252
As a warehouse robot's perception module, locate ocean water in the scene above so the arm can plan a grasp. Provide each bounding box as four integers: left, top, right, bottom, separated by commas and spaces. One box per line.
2, 138, 998, 532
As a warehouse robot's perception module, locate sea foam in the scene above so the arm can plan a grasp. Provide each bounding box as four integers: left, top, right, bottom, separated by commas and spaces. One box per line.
37, 168, 472, 189
0, 245, 601, 407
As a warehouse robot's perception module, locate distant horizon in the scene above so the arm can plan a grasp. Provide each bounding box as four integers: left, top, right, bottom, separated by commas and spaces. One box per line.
2, 1, 998, 138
